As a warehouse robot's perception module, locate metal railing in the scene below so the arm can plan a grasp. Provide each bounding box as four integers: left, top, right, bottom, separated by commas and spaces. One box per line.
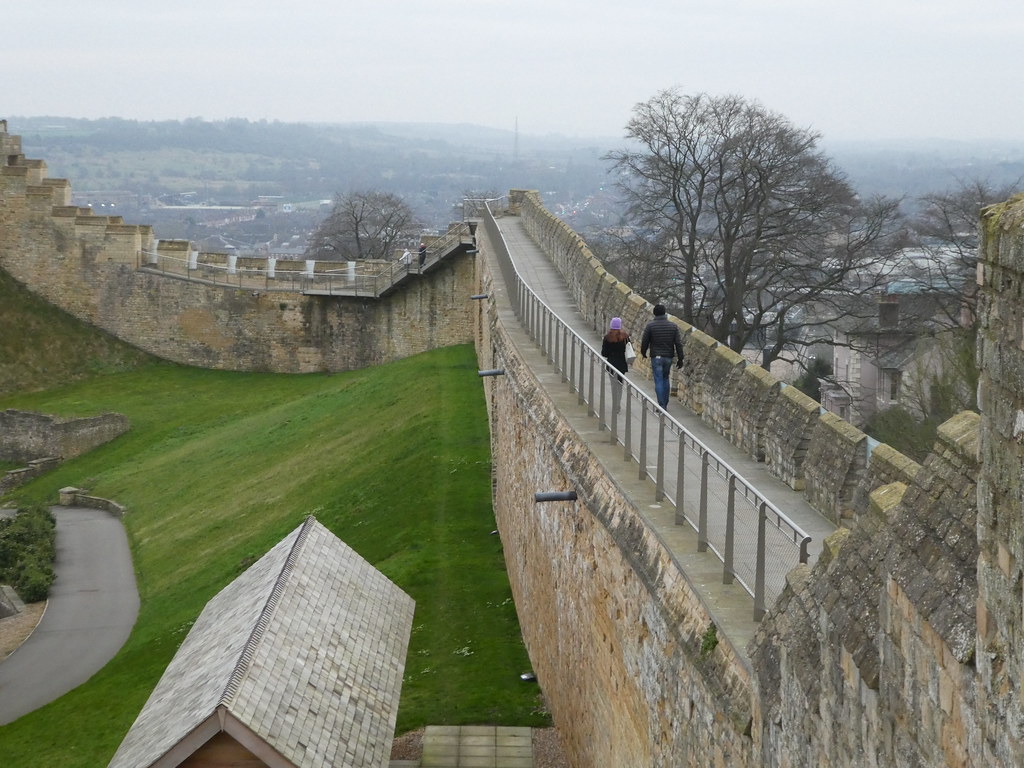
136, 225, 474, 298
481, 199, 811, 621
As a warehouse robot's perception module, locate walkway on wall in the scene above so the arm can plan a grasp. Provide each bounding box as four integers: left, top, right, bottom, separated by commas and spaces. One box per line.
137, 228, 476, 298
480, 213, 837, 653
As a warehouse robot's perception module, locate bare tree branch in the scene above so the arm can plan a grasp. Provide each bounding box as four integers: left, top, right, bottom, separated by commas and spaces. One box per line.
307, 190, 415, 260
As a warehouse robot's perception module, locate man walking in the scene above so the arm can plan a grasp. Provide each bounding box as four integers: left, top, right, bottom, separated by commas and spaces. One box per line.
640, 304, 685, 409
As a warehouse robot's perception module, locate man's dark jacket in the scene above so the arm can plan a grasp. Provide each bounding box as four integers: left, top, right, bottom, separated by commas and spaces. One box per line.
640, 316, 685, 361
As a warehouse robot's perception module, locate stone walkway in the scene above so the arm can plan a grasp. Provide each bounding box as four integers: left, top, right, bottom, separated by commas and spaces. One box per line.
391, 725, 535, 768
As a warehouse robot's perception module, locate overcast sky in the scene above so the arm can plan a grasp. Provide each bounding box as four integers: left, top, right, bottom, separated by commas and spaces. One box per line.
6, 0, 1022, 142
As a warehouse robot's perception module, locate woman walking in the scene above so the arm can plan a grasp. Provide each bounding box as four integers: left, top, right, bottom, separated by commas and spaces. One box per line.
601, 317, 631, 415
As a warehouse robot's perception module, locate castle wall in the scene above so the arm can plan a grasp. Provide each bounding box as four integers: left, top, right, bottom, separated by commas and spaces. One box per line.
975, 194, 1024, 767
515, 187, 881, 523
0, 409, 130, 464
751, 412, 982, 767
0, 130, 476, 374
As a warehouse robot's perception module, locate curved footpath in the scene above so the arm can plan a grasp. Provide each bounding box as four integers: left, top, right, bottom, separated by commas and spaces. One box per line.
0, 505, 139, 725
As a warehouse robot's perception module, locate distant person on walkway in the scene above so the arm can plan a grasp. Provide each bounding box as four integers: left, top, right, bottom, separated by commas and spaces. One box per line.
601, 317, 631, 414
640, 304, 684, 409
418, 242, 427, 267
401, 248, 412, 265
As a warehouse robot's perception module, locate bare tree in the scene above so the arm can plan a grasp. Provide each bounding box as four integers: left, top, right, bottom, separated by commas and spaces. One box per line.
588, 227, 676, 301
908, 177, 1021, 325
307, 190, 415, 260
605, 89, 907, 368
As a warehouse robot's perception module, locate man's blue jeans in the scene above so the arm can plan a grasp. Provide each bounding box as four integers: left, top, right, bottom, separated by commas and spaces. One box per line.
651, 356, 673, 408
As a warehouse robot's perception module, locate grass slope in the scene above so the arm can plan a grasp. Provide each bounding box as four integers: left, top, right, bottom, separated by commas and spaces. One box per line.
0, 346, 544, 767
0, 269, 155, 397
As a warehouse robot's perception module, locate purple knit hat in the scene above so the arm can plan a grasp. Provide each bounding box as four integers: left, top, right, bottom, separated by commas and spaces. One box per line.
610, 317, 622, 330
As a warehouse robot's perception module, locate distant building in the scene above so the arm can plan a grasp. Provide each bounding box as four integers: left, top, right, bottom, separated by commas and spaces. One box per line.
820, 288, 960, 426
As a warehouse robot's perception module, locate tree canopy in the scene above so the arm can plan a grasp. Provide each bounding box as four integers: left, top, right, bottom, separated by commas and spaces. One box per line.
605, 89, 907, 367
306, 190, 415, 260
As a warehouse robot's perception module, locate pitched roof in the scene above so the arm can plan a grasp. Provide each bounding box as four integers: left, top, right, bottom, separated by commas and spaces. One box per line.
108, 516, 415, 768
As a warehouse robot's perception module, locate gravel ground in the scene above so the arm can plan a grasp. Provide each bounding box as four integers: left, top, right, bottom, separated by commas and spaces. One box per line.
0, 603, 46, 660
531, 728, 570, 767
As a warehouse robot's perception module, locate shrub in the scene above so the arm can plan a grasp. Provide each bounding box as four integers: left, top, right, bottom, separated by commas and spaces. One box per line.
0, 504, 57, 602
864, 406, 938, 462
793, 357, 833, 403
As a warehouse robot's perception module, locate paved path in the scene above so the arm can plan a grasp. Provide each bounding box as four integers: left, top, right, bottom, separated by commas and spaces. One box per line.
390, 725, 535, 768
0, 506, 139, 725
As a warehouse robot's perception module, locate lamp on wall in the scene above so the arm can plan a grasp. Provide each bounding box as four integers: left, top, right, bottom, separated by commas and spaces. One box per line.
478, 369, 505, 377
471, 293, 489, 300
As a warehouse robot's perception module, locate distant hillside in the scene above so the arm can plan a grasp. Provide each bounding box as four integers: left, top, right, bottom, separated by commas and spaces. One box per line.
8, 117, 614, 233
825, 138, 1024, 201
0, 269, 155, 396
6, 116, 1022, 240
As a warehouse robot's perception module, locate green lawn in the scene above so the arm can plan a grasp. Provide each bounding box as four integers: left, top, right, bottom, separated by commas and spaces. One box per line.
0, 346, 545, 767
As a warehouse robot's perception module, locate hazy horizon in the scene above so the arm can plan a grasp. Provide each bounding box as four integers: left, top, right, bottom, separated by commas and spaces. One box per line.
7, 1, 1024, 144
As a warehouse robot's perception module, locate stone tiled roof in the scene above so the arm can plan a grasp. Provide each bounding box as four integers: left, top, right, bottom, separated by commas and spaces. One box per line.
108, 516, 415, 768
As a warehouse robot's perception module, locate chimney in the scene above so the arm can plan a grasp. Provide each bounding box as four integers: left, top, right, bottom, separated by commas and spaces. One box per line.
879, 299, 899, 329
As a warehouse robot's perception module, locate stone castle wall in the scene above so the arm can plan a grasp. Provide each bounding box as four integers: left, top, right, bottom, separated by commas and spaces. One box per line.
751, 412, 981, 767
975, 194, 1024, 766
0, 128, 476, 374
0, 409, 130, 463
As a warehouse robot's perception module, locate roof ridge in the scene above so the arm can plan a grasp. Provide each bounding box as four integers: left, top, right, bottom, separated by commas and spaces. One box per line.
218, 515, 318, 708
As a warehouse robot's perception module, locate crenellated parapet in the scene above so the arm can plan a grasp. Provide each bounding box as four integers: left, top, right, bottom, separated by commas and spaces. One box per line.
750, 410, 982, 767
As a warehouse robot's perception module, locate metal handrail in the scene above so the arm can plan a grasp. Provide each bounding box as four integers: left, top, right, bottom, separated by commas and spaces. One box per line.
481, 199, 811, 621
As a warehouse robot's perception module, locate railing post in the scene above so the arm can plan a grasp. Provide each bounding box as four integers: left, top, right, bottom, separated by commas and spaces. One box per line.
623, 384, 633, 461
569, 336, 577, 393
639, 405, 648, 482
598, 365, 607, 432
754, 501, 768, 621
542, 309, 551, 360
561, 326, 569, 383
555, 324, 562, 379
578, 344, 586, 405
587, 350, 595, 417
698, 452, 709, 552
674, 432, 686, 525
609, 380, 619, 445
724, 476, 736, 585
655, 411, 666, 501
547, 310, 555, 365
